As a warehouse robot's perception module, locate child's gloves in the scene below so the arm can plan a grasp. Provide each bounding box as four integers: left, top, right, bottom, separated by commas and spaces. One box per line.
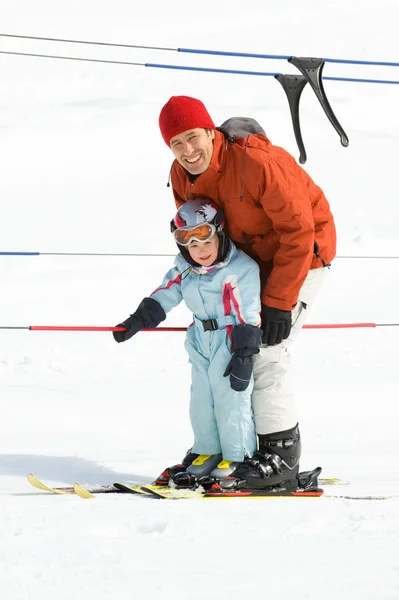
224, 324, 262, 392
113, 297, 166, 343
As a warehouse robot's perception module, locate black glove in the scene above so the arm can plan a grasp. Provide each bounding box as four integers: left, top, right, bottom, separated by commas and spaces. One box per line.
261, 304, 292, 346
224, 324, 262, 392
113, 297, 166, 343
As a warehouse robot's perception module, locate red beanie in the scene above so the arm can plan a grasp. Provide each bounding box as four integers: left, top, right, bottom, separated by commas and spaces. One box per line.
159, 96, 215, 146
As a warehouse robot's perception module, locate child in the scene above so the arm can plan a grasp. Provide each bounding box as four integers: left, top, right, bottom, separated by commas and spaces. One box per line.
113, 197, 262, 482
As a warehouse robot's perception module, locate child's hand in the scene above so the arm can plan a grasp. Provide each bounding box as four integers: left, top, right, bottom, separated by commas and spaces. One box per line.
112, 297, 166, 343
113, 316, 141, 343
223, 351, 254, 392
223, 324, 262, 391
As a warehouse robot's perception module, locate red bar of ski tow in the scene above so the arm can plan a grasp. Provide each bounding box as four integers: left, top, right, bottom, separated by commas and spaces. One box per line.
29, 326, 127, 331
27, 323, 378, 332
28, 325, 187, 331
303, 322, 377, 329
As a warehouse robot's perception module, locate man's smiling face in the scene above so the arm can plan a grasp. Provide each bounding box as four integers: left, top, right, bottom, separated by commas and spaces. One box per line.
170, 128, 215, 175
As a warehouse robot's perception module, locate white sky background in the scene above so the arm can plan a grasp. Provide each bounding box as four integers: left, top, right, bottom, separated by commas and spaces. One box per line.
0, 1, 399, 599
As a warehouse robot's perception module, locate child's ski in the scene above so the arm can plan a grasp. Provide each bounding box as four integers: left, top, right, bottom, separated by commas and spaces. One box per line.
28, 473, 119, 496
28, 474, 392, 501
112, 483, 393, 501
27, 472, 349, 495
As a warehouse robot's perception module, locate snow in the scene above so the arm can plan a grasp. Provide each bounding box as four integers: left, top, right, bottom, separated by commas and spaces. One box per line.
1, 1, 399, 598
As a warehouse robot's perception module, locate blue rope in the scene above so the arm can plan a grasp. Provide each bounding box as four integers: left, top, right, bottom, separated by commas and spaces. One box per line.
0, 251, 40, 256
1, 34, 398, 67
324, 57, 399, 67
179, 48, 292, 60
0, 50, 398, 84
147, 63, 278, 77
147, 63, 399, 84
0, 33, 399, 67
178, 48, 399, 68
324, 75, 399, 85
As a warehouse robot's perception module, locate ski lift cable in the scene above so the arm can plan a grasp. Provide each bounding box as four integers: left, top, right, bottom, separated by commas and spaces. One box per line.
2, 251, 399, 259
0, 33, 398, 67
0, 51, 398, 85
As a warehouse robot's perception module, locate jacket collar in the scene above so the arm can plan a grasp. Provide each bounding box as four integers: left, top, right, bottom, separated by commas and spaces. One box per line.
207, 129, 226, 174
175, 242, 237, 275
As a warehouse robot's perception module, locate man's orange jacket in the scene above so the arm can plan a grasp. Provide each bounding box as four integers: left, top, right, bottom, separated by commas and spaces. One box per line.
170, 130, 336, 311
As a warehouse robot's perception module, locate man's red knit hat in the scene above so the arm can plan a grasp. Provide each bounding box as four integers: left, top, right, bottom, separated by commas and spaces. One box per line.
159, 96, 215, 146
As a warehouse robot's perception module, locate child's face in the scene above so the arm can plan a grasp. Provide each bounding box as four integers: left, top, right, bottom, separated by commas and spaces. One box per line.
187, 234, 219, 267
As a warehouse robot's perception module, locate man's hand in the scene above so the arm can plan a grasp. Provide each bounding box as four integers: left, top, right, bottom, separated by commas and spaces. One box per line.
261, 304, 292, 346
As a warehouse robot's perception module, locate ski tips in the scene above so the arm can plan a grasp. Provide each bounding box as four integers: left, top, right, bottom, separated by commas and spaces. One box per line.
73, 483, 95, 499
27, 473, 75, 494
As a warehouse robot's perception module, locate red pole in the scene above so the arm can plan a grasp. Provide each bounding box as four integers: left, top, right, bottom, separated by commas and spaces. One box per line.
303, 322, 377, 329
26, 322, 380, 332
2, 322, 398, 332
27, 325, 188, 332
29, 326, 129, 331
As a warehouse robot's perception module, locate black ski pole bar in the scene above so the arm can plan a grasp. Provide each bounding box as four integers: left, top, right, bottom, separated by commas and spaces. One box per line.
1, 33, 398, 68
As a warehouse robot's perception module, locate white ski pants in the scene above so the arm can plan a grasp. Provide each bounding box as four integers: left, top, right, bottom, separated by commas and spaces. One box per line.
252, 266, 328, 435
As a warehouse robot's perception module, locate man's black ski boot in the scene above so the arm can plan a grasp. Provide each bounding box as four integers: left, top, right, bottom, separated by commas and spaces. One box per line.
154, 449, 199, 486
231, 425, 302, 490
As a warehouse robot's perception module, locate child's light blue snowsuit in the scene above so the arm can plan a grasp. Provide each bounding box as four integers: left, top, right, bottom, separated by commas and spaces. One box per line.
150, 243, 261, 462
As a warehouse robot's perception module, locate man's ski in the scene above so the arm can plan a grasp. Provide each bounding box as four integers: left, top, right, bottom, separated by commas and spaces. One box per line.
27, 472, 348, 498
319, 477, 349, 485
113, 483, 393, 501
28, 474, 392, 500
127, 483, 325, 498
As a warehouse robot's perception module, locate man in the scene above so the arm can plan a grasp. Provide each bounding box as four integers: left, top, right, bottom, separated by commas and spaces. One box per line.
158, 95, 336, 489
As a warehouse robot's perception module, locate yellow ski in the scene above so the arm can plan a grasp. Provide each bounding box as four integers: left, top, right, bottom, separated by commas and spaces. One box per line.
320, 478, 349, 486
73, 482, 152, 499
28, 473, 75, 495
73, 483, 95, 499
28, 473, 349, 499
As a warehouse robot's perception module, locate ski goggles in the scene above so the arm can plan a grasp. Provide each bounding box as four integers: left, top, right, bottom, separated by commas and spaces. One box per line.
173, 223, 216, 246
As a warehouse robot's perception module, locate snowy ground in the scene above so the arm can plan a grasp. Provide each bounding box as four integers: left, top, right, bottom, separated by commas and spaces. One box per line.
1, 1, 399, 598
